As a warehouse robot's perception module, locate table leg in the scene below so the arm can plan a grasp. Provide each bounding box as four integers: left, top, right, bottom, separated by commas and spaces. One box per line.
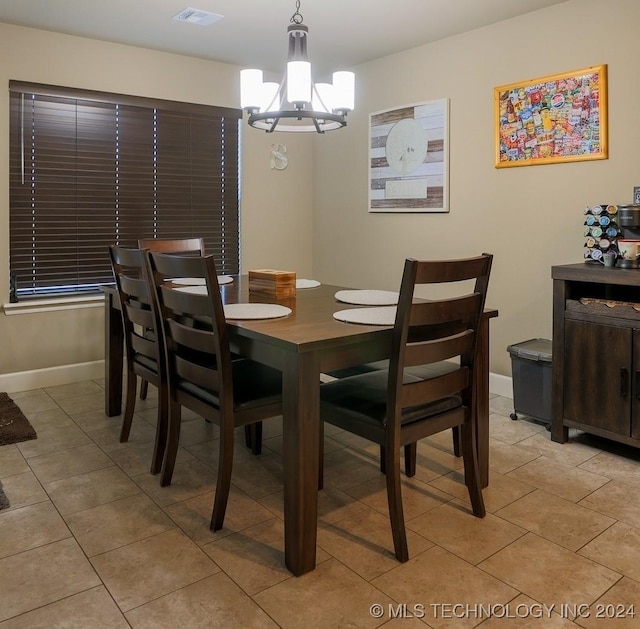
105, 291, 123, 417
476, 317, 490, 488
282, 351, 320, 576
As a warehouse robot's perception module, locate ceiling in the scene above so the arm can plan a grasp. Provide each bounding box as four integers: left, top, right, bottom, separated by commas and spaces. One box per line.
0, 0, 569, 77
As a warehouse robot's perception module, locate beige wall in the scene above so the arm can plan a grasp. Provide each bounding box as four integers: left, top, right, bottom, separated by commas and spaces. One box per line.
0, 23, 313, 375
312, 0, 640, 376
2, 0, 639, 381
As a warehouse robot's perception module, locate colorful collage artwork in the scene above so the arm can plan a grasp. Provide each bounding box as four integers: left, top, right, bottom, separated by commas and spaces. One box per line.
495, 65, 607, 167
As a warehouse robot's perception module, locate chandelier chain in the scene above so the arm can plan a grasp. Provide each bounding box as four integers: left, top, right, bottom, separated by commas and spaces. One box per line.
290, 0, 303, 25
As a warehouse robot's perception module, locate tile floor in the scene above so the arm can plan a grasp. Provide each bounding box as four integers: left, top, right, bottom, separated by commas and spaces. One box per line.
1, 380, 640, 627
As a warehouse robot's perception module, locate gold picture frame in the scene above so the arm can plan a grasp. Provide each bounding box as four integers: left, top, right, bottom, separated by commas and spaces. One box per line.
369, 99, 449, 212
494, 65, 607, 168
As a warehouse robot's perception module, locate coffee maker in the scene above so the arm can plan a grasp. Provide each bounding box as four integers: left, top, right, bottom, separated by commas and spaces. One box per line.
618, 204, 640, 268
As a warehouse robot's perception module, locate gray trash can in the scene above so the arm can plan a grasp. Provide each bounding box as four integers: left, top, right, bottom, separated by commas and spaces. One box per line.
506, 338, 552, 429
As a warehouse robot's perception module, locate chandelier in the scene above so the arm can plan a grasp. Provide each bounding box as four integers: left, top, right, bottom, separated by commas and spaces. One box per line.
240, 0, 355, 133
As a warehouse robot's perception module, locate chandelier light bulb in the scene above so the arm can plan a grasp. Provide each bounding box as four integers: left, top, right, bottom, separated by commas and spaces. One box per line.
240, 69, 263, 111
332, 71, 355, 113
312, 83, 333, 114
287, 61, 312, 106
261, 82, 280, 113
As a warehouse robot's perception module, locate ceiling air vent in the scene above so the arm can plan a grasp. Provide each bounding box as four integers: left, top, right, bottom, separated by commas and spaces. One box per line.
172, 8, 223, 26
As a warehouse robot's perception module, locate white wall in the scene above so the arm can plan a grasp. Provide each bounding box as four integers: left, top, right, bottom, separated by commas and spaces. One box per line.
312, 0, 640, 376
0, 23, 313, 377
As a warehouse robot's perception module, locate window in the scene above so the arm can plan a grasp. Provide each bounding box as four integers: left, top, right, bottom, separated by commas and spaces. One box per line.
9, 81, 241, 299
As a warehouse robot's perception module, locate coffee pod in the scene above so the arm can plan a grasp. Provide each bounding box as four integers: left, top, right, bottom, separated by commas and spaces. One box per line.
599, 238, 611, 249
583, 206, 592, 215
586, 237, 596, 248
607, 204, 618, 215
599, 215, 611, 226
591, 205, 604, 215
590, 248, 603, 261
606, 226, 618, 239
591, 226, 603, 238
585, 215, 596, 226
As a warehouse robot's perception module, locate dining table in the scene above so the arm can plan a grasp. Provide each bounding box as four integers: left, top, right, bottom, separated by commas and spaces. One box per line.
102, 276, 498, 576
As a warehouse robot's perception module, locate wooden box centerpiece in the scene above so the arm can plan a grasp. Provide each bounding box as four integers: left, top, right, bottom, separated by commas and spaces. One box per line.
248, 269, 296, 299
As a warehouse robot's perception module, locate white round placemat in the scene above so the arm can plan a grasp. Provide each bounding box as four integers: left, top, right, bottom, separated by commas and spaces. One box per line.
296, 279, 321, 289
175, 285, 207, 295
224, 303, 292, 320
333, 306, 396, 326
171, 277, 206, 286
171, 276, 232, 290
334, 289, 399, 306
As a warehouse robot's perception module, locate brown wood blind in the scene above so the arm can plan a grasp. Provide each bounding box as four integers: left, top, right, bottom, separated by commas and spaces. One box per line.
9, 82, 241, 298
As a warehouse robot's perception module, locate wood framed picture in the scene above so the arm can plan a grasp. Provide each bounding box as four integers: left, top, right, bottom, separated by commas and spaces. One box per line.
495, 64, 607, 168
369, 99, 449, 213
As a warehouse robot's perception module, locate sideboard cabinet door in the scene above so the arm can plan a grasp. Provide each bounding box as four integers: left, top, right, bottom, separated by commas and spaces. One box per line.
563, 319, 631, 436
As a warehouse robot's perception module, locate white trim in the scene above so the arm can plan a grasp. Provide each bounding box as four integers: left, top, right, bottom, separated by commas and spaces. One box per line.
0, 361, 105, 394
490, 371, 513, 398
0, 358, 512, 400
2, 294, 105, 315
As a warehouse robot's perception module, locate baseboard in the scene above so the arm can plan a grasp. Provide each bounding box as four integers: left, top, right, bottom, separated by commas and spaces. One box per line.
0, 360, 513, 399
0, 361, 105, 394
490, 371, 513, 398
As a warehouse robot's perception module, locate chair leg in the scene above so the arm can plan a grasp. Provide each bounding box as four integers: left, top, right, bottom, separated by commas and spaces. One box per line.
460, 420, 486, 518
211, 422, 235, 531
139, 378, 149, 400
244, 423, 263, 455
318, 421, 324, 490
404, 443, 417, 477
251, 422, 262, 455
379, 445, 386, 474
452, 426, 462, 457
385, 443, 409, 562
119, 369, 137, 443
150, 384, 168, 475
160, 399, 181, 487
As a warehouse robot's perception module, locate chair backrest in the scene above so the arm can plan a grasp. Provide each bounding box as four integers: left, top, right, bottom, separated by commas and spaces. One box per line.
387, 254, 493, 426
109, 245, 162, 376
144, 251, 232, 420
138, 237, 205, 256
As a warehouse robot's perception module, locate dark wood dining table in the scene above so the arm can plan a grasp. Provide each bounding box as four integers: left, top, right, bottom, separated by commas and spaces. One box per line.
103, 276, 497, 576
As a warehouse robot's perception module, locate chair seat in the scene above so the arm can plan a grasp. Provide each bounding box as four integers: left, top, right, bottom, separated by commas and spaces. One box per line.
320, 370, 462, 429
178, 359, 282, 411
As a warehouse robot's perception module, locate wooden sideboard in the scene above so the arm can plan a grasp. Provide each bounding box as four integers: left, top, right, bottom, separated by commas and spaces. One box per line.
552, 263, 640, 446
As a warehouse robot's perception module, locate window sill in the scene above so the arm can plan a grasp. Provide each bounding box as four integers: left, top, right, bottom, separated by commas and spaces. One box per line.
2, 294, 105, 315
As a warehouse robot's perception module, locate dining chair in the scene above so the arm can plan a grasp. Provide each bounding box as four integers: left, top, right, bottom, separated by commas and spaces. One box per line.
108, 245, 168, 475
138, 236, 263, 454
135, 239, 205, 401
138, 237, 205, 255
144, 250, 283, 528
319, 254, 493, 562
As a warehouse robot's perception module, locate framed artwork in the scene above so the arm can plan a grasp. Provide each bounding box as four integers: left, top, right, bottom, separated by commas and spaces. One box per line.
495, 64, 607, 168
369, 99, 449, 213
